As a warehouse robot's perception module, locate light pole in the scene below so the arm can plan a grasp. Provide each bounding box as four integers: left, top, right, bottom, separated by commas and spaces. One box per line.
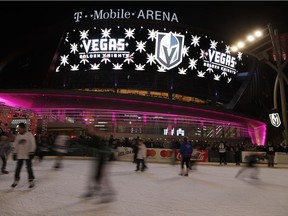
267, 23, 288, 145
231, 23, 288, 145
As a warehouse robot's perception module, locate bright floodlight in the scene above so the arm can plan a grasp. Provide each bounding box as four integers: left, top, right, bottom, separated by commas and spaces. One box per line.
247, 35, 255, 42
254, 30, 262, 37
231, 46, 238, 52
237, 41, 245, 48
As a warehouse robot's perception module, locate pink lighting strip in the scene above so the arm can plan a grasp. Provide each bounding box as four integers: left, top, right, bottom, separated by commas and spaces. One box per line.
0, 92, 266, 145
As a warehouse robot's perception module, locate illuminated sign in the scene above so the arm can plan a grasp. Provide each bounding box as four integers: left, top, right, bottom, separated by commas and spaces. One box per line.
80, 37, 128, 61
82, 38, 126, 53
164, 127, 185, 136
11, 119, 28, 129
74, 9, 179, 23
54, 9, 242, 83
155, 32, 184, 70
269, 112, 281, 128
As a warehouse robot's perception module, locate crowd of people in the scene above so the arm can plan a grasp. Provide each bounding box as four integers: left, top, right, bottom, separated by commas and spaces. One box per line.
0, 123, 286, 193
0, 124, 70, 188
90, 136, 288, 154
0, 123, 116, 202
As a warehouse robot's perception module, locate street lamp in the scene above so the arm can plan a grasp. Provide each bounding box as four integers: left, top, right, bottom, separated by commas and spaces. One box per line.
231, 23, 288, 145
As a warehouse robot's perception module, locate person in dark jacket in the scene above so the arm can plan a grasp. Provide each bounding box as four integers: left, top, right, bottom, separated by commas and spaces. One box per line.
179, 137, 193, 176
0, 135, 12, 174
233, 143, 242, 165
266, 141, 276, 167
132, 138, 138, 164
218, 141, 227, 165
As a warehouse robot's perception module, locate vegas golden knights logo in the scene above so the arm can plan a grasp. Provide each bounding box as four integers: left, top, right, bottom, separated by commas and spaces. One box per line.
269, 113, 281, 128
155, 32, 184, 70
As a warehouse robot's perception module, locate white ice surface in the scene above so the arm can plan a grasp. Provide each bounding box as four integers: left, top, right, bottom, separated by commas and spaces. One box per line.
0, 159, 288, 216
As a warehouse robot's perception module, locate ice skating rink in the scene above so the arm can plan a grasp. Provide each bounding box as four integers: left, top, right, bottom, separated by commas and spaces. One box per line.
0, 159, 288, 216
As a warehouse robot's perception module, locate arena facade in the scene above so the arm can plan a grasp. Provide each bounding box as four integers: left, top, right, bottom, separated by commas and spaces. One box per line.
0, 7, 266, 145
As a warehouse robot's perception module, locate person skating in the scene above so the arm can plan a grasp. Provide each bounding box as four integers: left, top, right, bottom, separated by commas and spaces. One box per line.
235, 153, 264, 179
0, 135, 12, 174
35, 134, 49, 163
218, 141, 227, 165
53, 134, 69, 169
132, 138, 138, 164
11, 123, 36, 188
135, 139, 147, 172
81, 125, 116, 202
233, 143, 242, 165
179, 137, 193, 176
266, 141, 276, 167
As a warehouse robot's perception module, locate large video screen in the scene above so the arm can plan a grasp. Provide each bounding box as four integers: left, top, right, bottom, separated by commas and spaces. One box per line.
51, 9, 245, 103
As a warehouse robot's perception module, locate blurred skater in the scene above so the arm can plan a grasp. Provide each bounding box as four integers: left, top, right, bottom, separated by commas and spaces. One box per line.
82, 126, 116, 202
11, 123, 36, 188
132, 138, 138, 164
189, 147, 198, 170
170, 138, 179, 165
53, 134, 69, 169
35, 134, 49, 163
0, 134, 12, 174
235, 153, 264, 180
179, 137, 193, 176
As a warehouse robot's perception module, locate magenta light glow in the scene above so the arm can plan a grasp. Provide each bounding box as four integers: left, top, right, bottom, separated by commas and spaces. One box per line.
143, 114, 147, 124
0, 95, 33, 108
0, 92, 264, 123
0, 92, 267, 145
249, 125, 266, 146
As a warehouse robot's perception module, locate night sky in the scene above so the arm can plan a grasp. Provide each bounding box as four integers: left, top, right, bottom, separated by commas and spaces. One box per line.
1, 1, 288, 48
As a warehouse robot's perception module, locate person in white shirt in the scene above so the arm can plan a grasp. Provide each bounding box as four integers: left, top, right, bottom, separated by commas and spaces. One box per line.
135, 139, 147, 172
11, 123, 36, 188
